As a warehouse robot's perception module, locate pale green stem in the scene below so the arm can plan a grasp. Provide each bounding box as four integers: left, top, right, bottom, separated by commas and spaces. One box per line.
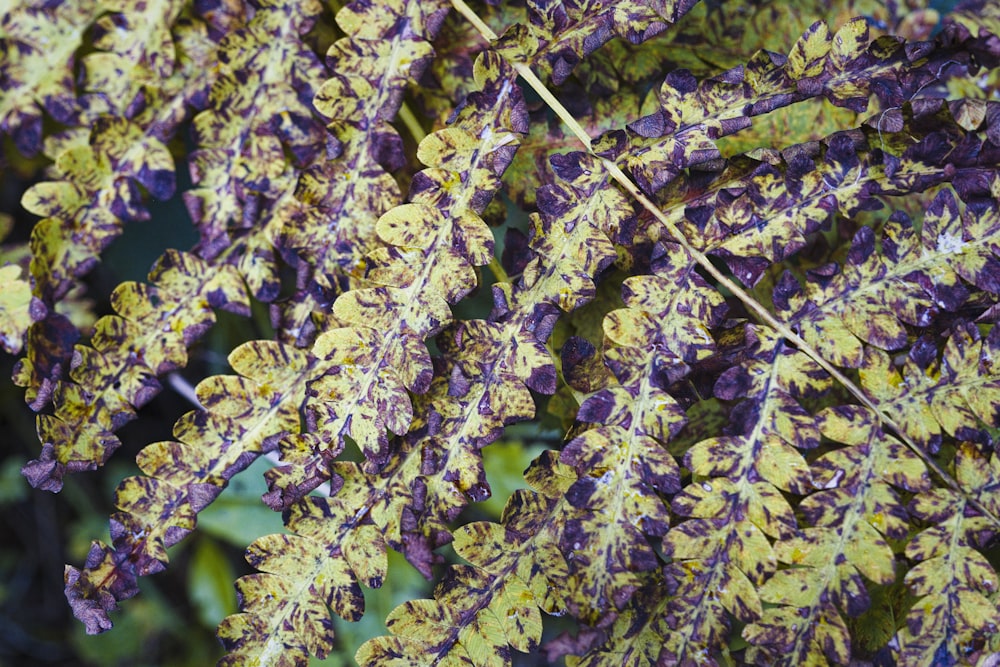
451, 0, 498, 40
398, 101, 427, 144
488, 256, 509, 284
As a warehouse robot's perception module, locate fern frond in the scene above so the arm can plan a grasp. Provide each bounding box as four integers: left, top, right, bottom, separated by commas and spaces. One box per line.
70, 31, 515, 645
266, 320, 436, 494
363, 318, 548, 570
66, 304, 423, 641
0, 0, 100, 154
22, 117, 176, 301
608, 18, 929, 197
555, 242, 724, 624
656, 103, 993, 294
4, 3, 222, 402
743, 405, 932, 665
863, 322, 1000, 454
210, 47, 526, 663
11, 0, 1000, 663
16, 11, 295, 482
220, 436, 447, 663
346, 3, 1000, 664
276, 0, 447, 343
897, 442, 1000, 663
844, 187, 1000, 449
20, 251, 249, 492
217, 463, 384, 667
11, 2, 230, 403
64, 339, 311, 634
343, 0, 700, 571
225, 98, 623, 654
262, 48, 526, 507
184, 0, 326, 256
56, 4, 337, 618
774, 179, 1000, 371
512, 23, 996, 658
13, 117, 177, 405
356, 451, 573, 666
366, 150, 629, 570
222, 452, 558, 665
656, 324, 827, 661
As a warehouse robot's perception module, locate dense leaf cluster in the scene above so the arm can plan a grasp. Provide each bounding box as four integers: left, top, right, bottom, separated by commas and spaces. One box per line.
3, 0, 1000, 664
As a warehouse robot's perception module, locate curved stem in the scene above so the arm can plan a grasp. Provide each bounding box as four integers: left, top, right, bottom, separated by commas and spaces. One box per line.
398, 101, 427, 144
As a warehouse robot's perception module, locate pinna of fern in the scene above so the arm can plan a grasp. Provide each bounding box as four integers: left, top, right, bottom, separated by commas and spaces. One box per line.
4, 0, 1000, 666
13, 0, 330, 495
63, 336, 313, 635
273, 0, 448, 345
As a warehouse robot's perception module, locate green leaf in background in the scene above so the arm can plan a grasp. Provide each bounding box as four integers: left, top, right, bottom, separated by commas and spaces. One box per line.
197, 456, 286, 548
188, 537, 238, 629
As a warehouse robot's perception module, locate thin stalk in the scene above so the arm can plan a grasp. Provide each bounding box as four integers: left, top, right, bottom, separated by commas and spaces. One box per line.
398, 101, 427, 144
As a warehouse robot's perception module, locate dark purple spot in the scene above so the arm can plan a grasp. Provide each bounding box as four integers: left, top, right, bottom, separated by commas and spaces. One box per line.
526, 363, 556, 394
772, 271, 802, 312
847, 226, 876, 266
665, 69, 698, 96
627, 112, 667, 139
578, 390, 619, 424
561, 336, 595, 375
137, 165, 176, 201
